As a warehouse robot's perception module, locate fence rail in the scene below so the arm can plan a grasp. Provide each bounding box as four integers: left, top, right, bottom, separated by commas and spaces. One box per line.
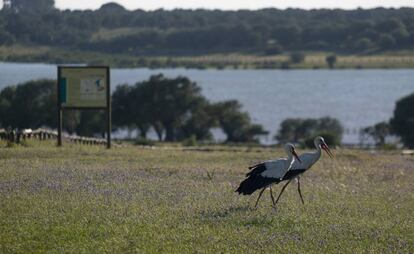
0, 128, 107, 146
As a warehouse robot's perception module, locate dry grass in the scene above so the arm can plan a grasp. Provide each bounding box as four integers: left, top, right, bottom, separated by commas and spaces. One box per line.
0, 141, 413, 253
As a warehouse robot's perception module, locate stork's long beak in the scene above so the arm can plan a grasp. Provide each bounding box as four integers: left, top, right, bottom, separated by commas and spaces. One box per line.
292, 149, 302, 163
321, 143, 334, 158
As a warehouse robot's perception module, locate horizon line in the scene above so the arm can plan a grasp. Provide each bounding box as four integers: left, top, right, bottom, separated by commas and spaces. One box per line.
40, 5, 414, 11
2, 1, 414, 12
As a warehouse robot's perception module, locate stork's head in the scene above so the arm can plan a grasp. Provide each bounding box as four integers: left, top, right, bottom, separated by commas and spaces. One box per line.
314, 136, 334, 158
284, 143, 301, 163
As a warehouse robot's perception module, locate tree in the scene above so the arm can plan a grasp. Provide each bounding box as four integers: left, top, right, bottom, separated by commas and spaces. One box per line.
275, 117, 343, 146
243, 124, 269, 143
1, 8, 414, 56
78, 111, 106, 137
0, 79, 56, 129
391, 27, 410, 45
212, 100, 268, 143
0, 29, 14, 45
317, 117, 343, 138
62, 111, 80, 134
378, 34, 396, 50
0, 86, 16, 128
112, 74, 214, 142
362, 122, 391, 146
275, 118, 304, 143
0, 80, 109, 137
290, 52, 305, 64
264, 40, 283, 55
390, 93, 414, 148
177, 99, 216, 141
111, 75, 267, 143
5, 0, 55, 13
326, 54, 337, 69
143, 75, 206, 141
304, 132, 341, 148
112, 84, 151, 138
112, 84, 133, 129
272, 25, 302, 46
353, 38, 374, 52
99, 2, 126, 13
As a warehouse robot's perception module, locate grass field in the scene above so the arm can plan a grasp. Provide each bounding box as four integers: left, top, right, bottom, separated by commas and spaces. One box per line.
3, 45, 414, 69
0, 141, 413, 253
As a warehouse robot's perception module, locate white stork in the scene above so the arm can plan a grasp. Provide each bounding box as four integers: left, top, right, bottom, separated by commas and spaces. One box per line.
272, 136, 334, 206
236, 143, 301, 207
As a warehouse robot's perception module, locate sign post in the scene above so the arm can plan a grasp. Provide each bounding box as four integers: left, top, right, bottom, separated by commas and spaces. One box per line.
57, 66, 111, 148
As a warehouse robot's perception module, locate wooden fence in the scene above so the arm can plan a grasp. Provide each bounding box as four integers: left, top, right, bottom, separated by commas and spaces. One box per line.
0, 128, 107, 146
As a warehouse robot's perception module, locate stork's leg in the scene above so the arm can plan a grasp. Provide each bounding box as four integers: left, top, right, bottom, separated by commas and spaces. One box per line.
297, 177, 305, 205
274, 179, 292, 205
254, 188, 266, 208
269, 186, 276, 206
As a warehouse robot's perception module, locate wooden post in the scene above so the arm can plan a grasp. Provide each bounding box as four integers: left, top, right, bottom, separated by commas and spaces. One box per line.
106, 66, 111, 149
58, 108, 62, 146
57, 66, 62, 147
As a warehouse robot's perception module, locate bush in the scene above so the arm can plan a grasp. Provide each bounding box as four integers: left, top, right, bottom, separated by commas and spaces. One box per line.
276, 117, 343, 146
280, 61, 291, 69
353, 38, 374, 52
290, 52, 305, 64
264, 43, 283, 55
326, 55, 337, 69
361, 122, 391, 146
304, 132, 341, 148
134, 138, 155, 146
378, 34, 396, 49
182, 135, 198, 147
380, 144, 397, 150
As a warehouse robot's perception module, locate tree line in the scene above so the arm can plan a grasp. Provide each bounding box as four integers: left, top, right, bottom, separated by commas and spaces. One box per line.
112, 74, 268, 142
0, 76, 268, 143
1, 0, 414, 55
0, 76, 342, 145
1, 76, 412, 147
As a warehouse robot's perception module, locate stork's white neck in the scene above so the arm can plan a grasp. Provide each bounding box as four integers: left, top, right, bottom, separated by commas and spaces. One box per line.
313, 143, 322, 162
287, 152, 295, 164
303, 141, 322, 167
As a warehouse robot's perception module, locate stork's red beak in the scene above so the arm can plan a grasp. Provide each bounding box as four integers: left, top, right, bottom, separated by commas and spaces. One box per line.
292, 149, 302, 163
321, 143, 334, 158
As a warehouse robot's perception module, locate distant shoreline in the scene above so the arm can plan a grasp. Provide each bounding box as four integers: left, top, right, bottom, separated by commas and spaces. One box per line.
1, 46, 414, 70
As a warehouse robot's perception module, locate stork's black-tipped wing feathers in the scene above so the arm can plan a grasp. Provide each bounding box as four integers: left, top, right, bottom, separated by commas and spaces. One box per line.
246, 163, 267, 177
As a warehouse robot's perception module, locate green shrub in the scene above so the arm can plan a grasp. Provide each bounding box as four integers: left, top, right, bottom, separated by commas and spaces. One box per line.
290, 52, 305, 64
304, 132, 341, 148
276, 117, 343, 146
134, 138, 155, 146
182, 135, 198, 147
379, 144, 397, 150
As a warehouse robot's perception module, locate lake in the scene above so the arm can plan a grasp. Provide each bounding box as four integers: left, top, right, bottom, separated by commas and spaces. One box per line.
1, 62, 414, 144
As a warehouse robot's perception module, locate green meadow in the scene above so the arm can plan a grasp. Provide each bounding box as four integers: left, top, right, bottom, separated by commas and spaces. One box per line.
0, 141, 413, 253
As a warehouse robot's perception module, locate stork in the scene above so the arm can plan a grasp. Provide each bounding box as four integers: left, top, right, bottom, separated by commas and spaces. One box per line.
236, 143, 301, 207
272, 136, 333, 206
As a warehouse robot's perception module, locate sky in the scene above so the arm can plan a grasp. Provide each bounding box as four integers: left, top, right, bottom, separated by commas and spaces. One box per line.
52, 0, 414, 11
